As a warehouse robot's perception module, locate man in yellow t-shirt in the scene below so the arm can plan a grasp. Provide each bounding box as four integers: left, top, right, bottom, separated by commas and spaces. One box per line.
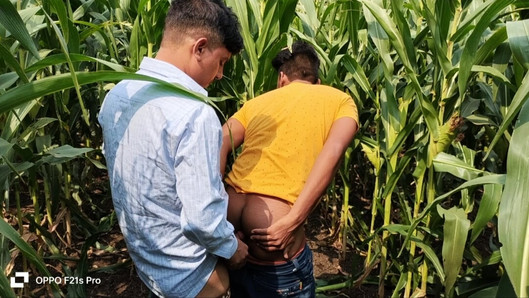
220, 41, 359, 297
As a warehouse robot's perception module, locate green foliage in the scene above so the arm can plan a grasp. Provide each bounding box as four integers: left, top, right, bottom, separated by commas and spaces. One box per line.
498, 98, 529, 297
1, 0, 529, 297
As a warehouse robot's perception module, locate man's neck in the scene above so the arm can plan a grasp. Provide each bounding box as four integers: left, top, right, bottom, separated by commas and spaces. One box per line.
155, 46, 190, 73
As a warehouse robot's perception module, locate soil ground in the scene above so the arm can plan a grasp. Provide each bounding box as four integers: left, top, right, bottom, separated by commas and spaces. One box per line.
8, 173, 378, 297
80, 210, 378, 298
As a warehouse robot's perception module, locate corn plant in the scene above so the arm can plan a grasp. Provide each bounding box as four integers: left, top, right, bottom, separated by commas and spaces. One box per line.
349, 0, 529, 297
2, 0, 529, 297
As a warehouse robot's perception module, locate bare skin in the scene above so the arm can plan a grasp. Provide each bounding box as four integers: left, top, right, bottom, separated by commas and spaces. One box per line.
196, 262, 230, 297
226, 186, 305, 262
194, 229, 247, 297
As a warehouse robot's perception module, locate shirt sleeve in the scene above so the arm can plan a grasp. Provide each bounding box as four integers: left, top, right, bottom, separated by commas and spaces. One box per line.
336, 95, 359, 125
231, 102, 249, 129
175, 105, 238, 259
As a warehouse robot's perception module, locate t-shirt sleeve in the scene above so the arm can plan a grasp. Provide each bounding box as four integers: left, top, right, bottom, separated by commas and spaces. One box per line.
336, 96, 359, 125
231, 102, 249, 128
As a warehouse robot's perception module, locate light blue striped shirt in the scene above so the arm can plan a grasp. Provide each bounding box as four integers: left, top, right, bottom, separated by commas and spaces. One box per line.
98, 57, 237, 297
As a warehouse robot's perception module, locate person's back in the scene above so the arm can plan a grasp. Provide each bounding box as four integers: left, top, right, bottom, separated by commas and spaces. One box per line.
221, 41, 358, 297
226, 82, 355, 205
99, 0, 248, 297
225, 82, 357, 262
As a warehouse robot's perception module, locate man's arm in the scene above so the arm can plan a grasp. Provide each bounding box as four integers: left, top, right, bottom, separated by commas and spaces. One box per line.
176, 107, 247, 266
220, 118, 245, 177
251, 117, 358, 258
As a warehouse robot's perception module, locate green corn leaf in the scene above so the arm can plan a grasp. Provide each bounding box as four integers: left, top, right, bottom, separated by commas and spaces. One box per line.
361, 142, 383, 171
256, 1, 279, 56
0, 73, 19, 90
42, 3, 88, 125
17, 117, 58, 147
495, 272, 518, 298
391, 272, 408, 298
498, 98, 529, 297
0, 216, 58, 292
0, 71, 221, 116
0, 138, 13, 156
25, 53, 134, 73
433, 152, 484, 181
0, 161, 33, 189
379, 224, 446, 283
129, 15, 146, 70
506, 19, 529, 70
399, 174, 505, 257
475, 26, 508, 66
1, 100, 40, 140
277, 0, 298, 38
387, 107, 423, 157
39, 145, 93, 165
458, 0, 514, 104
362, 2, 393, 78
0, 269, 15, 298
341, 55, 376, 101
486, 70, 529, 159
416, 240, 446, 284
360, 0, 439, 141
381, 150, 414, 199
298, 0, 319, 34
420, 2, 452, 75
390, 0, 417, 71
225, 0, 258, 97
0, 0, 40, 59
0, 43, 29, 83
72, 0, 95, 20
452, 0, 496, 43
471, 183, 502, 244
437, 206, 471, 296
471, 65, 514, 88
48, 0, 70, 43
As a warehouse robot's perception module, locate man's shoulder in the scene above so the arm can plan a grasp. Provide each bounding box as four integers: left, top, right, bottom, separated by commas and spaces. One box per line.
103, 80, 214, 124
309, 83, 349, 96
113, 80, 207, 106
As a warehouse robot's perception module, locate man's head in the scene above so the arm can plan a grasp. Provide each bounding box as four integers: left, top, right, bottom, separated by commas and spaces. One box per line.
272, 41, 320, 87
157, 0, 243, 88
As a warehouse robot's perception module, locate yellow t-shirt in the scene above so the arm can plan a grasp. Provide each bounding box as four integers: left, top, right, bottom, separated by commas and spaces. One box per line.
225, 82, 359, 204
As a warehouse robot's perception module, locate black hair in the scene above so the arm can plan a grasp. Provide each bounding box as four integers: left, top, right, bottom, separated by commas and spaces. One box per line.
163, 0, 243, 54
272, 41, 320, 84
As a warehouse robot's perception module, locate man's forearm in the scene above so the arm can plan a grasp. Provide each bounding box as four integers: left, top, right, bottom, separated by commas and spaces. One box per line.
287, 143, 344, 227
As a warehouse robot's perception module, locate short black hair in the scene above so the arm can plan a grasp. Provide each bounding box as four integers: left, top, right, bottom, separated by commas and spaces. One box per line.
163, 0, 243, 54
272, 41, 320, 84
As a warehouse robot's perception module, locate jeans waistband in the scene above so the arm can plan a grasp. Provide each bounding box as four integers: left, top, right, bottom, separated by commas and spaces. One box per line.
245, 244, 312, 274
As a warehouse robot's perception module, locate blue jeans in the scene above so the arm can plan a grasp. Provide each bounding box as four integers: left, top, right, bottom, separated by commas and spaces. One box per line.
230, 244, 315, 297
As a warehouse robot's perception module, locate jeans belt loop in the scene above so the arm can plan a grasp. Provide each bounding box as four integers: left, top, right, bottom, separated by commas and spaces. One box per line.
291, 258, 300, 272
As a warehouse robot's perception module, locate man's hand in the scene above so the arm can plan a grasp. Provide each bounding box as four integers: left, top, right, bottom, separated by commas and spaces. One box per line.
226, 232, 248, 270
250, 216, 299, 259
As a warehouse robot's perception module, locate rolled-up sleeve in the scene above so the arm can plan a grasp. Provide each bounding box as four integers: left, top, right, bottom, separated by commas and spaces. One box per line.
175, 105, 238, 259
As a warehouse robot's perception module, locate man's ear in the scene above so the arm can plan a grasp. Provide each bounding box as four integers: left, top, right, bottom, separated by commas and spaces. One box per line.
193, 37, 208, 61
278, 72, 290, 88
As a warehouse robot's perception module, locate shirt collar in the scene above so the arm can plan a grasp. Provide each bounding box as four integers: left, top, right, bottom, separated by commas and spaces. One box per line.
137, 57, 208, 96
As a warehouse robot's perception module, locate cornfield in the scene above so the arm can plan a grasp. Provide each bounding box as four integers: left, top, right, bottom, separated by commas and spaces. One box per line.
1, 0, 529, 297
